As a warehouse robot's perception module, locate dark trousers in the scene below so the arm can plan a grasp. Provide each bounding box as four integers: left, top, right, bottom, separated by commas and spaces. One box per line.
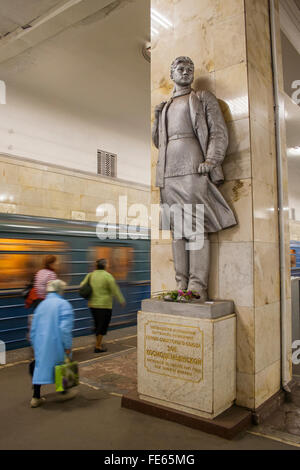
29, 360, 41, 399
90, 308, 112, 336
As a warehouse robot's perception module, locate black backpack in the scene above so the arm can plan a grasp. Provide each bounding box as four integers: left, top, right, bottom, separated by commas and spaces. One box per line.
79, 273, 92, 300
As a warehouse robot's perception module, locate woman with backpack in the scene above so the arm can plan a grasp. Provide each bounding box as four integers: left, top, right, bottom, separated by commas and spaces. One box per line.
80, 259, 126, 354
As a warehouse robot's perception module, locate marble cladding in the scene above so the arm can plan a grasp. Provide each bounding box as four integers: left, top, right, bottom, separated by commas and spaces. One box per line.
151, 0, 292, 408
0, 155, 150, 225
138, 309, 236, 419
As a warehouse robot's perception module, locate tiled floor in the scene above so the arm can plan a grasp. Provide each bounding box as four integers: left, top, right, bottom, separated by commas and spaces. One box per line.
249, 376, 300, 447
80, 349, 137, 395
0, 327, 297, 449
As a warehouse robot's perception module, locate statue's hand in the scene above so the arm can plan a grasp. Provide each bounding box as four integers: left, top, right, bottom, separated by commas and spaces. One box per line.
198, 161, 215, 175
154, 101, 167, 116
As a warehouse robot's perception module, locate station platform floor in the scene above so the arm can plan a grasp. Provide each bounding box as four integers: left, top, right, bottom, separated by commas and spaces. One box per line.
0, 326, 298, 450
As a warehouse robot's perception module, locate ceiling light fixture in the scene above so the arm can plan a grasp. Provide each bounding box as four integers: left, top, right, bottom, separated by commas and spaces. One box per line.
142, 42, 151, 63
287, 147, 300, 157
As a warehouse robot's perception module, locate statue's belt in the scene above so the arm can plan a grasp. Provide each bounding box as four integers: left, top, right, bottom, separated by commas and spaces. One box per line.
168, 133, 195, 142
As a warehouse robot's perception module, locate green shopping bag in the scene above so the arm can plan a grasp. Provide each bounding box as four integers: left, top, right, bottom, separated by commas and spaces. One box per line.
55, 357, 79, 392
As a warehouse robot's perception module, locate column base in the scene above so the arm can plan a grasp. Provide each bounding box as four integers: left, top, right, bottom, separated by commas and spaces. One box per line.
121, 391, 252, 440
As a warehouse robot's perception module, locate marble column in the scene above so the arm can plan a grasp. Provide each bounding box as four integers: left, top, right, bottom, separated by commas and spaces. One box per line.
151, 0, 292, 410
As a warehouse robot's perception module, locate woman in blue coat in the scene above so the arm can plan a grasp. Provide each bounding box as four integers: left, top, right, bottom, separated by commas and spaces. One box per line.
30, 279, 74, 408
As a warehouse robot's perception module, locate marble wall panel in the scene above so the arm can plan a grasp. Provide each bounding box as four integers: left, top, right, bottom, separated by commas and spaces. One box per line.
172, 22, 215, 74
0, 182, 21, 205
255, 359, 281, 409
254, 242, 280, 308
223, 150, 251, 184
41, 172, 65, 192
0, 162, 19, 184
0, 155, 150, 223
236, 306, 255, 375
64, 176, 87, 196
218, 179, 253, 243
0, 203, 17, 214
193, 72, 216, 95
236, 371, 255, 409
215, 0, 244, 21
151, 241, 176, 294
22, 187, 46, 209
212, 14, 246, 71
219, 242, 254, 308
173, 0, 219, 28
223, 119, 251, 182
248, 63, 275, 135
216, 62, 249, 123
255, 302, 281, 374
18, 167, 44, 188
245, 0, 272, 84
250, 119, 277, 187
252, 180, 278, 243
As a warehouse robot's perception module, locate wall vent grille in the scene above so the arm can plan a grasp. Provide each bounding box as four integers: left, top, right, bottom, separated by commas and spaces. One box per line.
97, 150, 117, 178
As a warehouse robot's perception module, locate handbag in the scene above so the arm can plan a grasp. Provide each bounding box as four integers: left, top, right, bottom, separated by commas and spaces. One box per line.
55, 357, 79, 392
22, 279, 34, 299
79, 273, 92, 299
25, 287, 39, 309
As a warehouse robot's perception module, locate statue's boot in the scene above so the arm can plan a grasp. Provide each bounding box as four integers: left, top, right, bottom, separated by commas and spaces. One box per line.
172, 239, 189, 290
188, 239, 210, 302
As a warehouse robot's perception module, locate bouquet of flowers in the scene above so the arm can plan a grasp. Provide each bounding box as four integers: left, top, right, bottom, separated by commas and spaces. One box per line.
158, 290, 201, 303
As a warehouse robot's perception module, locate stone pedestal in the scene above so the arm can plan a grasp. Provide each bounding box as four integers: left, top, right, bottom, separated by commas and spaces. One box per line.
137, 299, 236, 420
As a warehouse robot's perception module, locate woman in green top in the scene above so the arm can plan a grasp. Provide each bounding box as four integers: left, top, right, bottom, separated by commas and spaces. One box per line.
80, 259, 125, 353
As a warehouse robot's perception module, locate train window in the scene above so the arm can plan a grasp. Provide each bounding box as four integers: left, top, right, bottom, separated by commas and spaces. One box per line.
0, 239, 70, 289
90, 246, 133, 281
291, 249, 297, 268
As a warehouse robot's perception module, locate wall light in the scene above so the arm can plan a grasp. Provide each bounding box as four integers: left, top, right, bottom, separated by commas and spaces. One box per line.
287, 147, 300, 157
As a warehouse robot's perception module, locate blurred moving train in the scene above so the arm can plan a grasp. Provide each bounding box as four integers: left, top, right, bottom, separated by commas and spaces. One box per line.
291, 241, 300, 277
1, 214, 300, 352
0, 214, 150, 351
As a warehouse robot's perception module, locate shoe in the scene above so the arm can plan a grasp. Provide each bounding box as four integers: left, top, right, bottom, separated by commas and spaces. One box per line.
94, 347, 108, 354
30, 397, 46, 408
57, 388, 77, 402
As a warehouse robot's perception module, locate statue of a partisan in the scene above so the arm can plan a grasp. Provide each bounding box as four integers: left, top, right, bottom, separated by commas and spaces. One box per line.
152, 57, 237, 302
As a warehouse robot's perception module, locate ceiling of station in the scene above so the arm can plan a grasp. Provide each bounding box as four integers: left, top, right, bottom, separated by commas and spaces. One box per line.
0, 0, 62, 37
0, 0, 150, 134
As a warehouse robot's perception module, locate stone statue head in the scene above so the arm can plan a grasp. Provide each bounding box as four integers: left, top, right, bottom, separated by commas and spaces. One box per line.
170, 56, 194, 87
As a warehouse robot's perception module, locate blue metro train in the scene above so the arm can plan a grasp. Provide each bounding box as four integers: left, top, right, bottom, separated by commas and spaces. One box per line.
0, 214, 150, 350
291, 241, 300, 277
1, 214, 299, 352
